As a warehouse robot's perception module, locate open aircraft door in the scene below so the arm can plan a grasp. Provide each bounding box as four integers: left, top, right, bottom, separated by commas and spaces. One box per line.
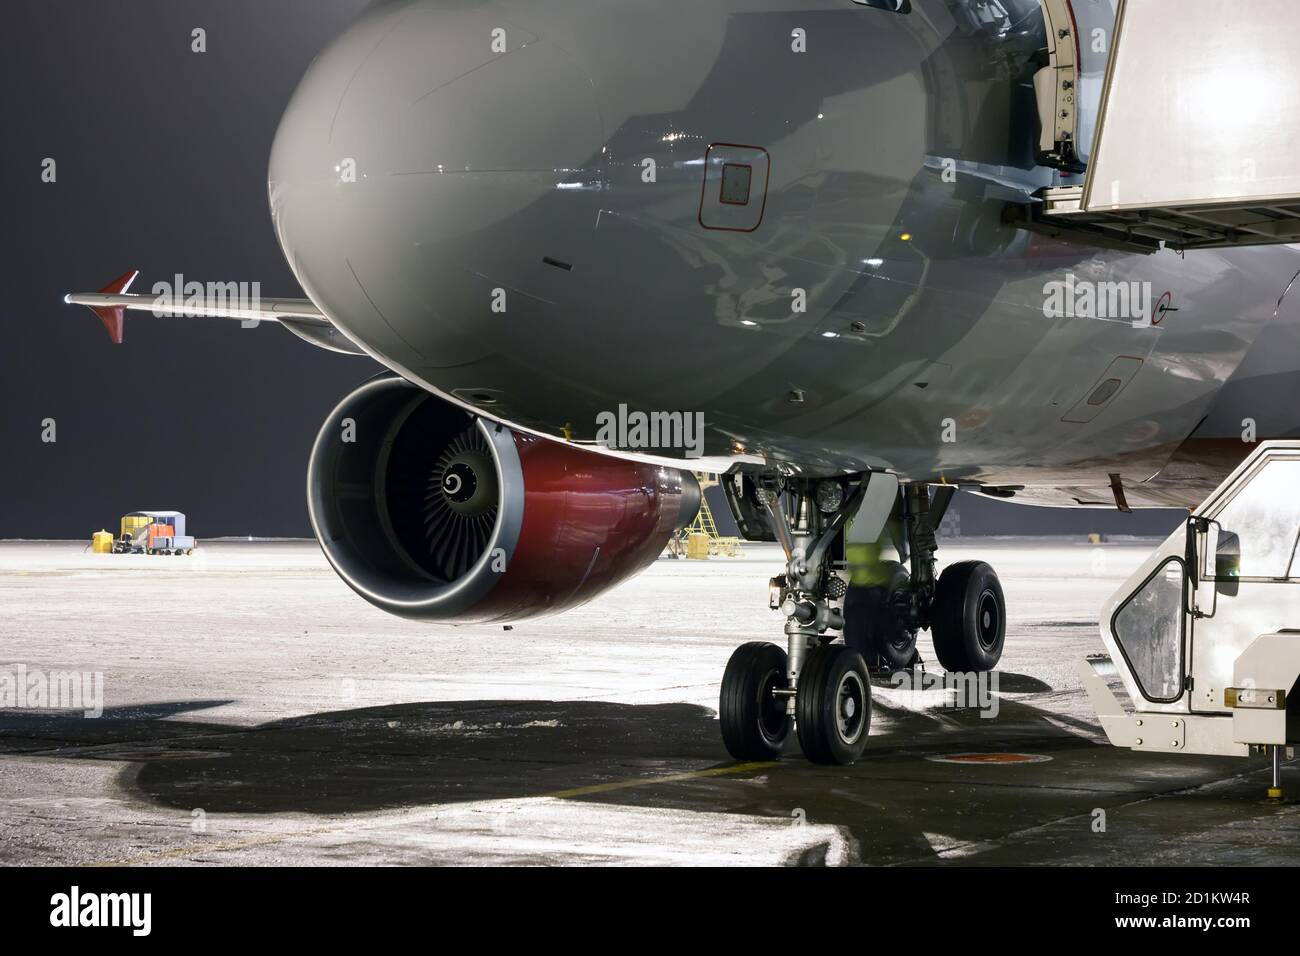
1080, 442, 1300, 798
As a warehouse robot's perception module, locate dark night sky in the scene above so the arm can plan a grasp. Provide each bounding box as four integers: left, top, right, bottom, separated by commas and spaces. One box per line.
1, 0, 1182, 541
3, 0, 372, 539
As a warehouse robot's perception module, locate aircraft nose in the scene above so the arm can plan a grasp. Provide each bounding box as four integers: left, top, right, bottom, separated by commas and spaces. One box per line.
269, 1, 606, 368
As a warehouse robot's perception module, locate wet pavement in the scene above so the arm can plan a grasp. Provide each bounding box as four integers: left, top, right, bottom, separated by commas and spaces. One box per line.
1, 539, 1295, 866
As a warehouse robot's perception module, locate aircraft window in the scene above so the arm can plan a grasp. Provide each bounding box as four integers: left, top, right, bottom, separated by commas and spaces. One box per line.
1211, 459, 1300, 579
851, 0, 911, 13
1111, 558, 1184, 702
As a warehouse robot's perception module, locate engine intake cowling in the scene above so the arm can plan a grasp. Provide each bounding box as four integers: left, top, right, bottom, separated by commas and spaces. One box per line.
308, 376, 700, 623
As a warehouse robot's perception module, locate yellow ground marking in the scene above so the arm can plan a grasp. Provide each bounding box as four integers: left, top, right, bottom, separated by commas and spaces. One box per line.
545, 761, 777, 799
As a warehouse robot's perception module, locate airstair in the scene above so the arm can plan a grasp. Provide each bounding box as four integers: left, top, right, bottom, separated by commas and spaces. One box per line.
1028, 0, 1300, 252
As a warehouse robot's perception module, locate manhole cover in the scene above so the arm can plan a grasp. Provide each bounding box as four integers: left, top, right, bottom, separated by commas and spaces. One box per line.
926, 752, 1053, 765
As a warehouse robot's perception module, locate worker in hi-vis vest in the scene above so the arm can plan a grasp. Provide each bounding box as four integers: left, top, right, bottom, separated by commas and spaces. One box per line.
842, 508, 907, 665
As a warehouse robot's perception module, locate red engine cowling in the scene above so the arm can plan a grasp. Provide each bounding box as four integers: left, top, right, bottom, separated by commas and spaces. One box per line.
307, 376, 700, 623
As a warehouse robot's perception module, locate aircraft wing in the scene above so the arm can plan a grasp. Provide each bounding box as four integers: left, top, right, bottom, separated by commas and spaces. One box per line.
64, 269, 367, 356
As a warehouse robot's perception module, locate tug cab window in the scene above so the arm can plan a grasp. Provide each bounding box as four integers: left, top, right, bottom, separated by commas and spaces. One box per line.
1210, 459, 1300, 580
1111, 558, 1185, 702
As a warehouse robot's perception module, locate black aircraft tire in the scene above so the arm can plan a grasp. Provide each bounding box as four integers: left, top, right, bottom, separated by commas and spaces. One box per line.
844, 562, 917, 671
931, 561, 1006, 673
796, 644, 872, 766
720, 643, 791, 761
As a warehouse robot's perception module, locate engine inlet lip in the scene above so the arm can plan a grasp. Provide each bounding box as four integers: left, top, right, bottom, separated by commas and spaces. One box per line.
306, 375, 524, 618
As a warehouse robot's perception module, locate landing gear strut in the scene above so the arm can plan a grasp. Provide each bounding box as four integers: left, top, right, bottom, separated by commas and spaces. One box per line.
719, 474, 1005, 767
721, 475, 870, 765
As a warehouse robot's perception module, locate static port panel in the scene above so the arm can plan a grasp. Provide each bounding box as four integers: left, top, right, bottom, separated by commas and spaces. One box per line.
699, 143, 769, 232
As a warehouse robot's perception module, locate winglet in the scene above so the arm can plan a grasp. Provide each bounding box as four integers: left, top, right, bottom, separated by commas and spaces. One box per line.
75, 269, 140, 344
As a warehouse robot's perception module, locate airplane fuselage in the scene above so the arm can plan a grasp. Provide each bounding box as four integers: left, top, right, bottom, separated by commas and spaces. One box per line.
267, 0, 1300, 507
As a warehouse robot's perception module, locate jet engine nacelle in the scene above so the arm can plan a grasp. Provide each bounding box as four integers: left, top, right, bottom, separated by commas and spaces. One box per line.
307, 376, 700, 623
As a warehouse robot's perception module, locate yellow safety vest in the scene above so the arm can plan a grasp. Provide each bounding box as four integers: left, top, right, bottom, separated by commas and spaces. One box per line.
846, 540, 893, 587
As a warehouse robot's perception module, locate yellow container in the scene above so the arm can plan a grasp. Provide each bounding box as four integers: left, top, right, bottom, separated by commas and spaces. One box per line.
120, 514, 151, 538
91, 530, 114, 554
686, 532, 711, 560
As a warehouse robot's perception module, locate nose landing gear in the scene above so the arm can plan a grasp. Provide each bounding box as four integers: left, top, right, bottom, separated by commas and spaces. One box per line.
718, 474, 1004, 766
720, 476, 872, 765
719, 612, 874, 766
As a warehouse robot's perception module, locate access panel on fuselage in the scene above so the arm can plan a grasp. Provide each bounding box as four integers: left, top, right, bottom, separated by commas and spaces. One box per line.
698, 143, 770, 233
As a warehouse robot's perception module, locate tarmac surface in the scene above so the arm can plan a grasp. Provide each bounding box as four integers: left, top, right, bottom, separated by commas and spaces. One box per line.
1, 537, 1297, 866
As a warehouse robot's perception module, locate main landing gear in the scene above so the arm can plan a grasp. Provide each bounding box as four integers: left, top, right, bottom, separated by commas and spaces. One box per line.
719, 475, 1006, 766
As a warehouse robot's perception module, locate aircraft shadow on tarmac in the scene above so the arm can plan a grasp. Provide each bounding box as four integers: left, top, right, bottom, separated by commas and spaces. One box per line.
0, 673, 1253, 863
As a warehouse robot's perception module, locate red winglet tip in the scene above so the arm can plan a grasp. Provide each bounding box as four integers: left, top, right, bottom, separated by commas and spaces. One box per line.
100, 269, 139, 295
89, 269, 138, 343
92, 307, 126, 344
